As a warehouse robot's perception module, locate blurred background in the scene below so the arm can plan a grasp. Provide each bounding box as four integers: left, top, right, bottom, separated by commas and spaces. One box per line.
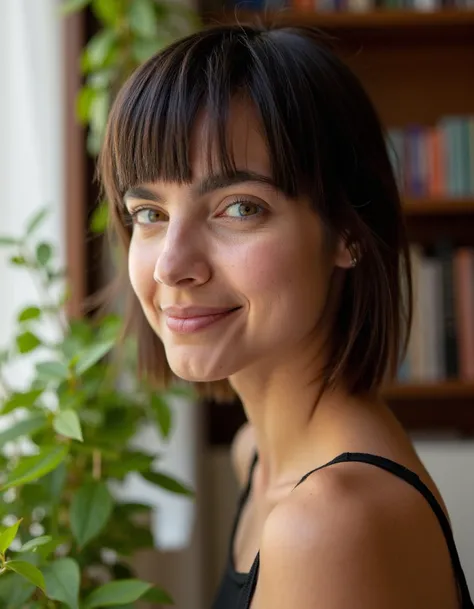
0, 1, 473, 608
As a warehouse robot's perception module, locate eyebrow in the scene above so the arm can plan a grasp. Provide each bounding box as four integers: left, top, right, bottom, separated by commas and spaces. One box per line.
123, 170, 278, 203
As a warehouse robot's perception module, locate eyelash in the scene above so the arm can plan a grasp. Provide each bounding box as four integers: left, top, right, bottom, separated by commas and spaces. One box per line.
126, 198, 265, 225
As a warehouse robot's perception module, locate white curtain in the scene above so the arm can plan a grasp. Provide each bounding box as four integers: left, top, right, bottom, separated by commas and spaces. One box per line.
0, 0, 65, 353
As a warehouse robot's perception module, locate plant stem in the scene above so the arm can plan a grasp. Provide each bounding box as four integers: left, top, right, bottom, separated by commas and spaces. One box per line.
92, 449, 102, 480
22, 247, 68, 337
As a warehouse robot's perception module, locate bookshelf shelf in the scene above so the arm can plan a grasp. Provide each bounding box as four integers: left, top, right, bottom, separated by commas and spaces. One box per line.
207, 383, 474, 445
205, 9, 474, 42
404, 199, 474, 216
383, 380, 474, 399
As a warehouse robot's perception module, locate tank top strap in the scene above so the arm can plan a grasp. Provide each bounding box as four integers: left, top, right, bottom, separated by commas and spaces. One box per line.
228, 451, 259, 571
294, 451, 474, 609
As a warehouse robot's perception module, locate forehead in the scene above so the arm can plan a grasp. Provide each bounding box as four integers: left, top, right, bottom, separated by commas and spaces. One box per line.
189, 99, 271, 178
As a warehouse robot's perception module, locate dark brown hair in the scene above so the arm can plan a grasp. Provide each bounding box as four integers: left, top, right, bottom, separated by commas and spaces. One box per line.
99, 21, 412, 402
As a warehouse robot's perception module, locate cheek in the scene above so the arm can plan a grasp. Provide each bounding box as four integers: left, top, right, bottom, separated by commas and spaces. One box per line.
128, 239, 156, 303
236, 229, 330, 324
239, 236, 323, 295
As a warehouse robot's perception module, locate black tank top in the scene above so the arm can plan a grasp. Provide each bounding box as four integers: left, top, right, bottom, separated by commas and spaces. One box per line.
211, 451, 474, 609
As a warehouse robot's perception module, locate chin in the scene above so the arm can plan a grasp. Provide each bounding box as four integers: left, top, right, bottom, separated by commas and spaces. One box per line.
165, 350, 237, 384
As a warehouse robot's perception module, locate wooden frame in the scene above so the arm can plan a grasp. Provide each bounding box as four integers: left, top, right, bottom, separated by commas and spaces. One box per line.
63, 11, 87, 319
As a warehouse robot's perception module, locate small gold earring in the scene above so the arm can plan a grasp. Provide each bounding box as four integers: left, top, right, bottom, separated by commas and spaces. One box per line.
350, 256, 357, 268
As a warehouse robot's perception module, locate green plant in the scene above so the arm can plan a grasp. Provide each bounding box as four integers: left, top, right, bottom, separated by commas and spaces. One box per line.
0, 210, 196, 607
63, 0, 200, 156
0, 1, 200, 605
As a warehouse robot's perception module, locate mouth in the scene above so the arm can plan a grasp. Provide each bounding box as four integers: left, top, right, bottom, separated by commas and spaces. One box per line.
164, 307, 242, 334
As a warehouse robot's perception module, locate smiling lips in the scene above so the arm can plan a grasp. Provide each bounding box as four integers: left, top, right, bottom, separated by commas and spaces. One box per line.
161, 306, 241, 334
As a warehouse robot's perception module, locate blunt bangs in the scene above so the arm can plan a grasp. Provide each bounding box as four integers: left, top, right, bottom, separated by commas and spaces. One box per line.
101, 25, 352, 220
99, 22, 412, 401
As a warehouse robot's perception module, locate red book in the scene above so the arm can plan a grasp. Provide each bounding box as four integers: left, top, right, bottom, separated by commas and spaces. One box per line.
427, 127, 445, 198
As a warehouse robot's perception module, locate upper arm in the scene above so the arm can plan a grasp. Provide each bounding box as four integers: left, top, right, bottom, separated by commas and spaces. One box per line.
230, 422, 256, 488
255, 473, 445, 609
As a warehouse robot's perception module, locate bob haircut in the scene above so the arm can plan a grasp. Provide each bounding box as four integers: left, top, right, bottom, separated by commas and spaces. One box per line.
99, 21, 412, 403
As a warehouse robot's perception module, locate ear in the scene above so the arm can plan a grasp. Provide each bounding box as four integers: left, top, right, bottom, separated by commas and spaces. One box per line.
334, 235, 359, 269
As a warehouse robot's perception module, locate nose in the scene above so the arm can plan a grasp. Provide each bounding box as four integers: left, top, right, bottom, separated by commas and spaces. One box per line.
153, 219, 211, 287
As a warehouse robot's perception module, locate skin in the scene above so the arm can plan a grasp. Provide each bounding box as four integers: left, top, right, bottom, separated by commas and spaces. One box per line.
126, 101, 460, 608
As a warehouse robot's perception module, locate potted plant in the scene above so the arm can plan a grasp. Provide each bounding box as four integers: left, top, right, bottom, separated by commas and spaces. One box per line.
0, 0, 200, 606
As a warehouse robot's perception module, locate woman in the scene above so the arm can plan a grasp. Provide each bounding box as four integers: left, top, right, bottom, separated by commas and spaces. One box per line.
99, 22, 473, 609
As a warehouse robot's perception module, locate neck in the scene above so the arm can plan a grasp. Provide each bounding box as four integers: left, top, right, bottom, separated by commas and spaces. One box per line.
229, 348, 382, 490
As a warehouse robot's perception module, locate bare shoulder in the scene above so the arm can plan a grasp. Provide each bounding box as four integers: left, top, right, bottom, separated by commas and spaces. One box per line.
230, 422, 257, 488
255, 462, 458, 609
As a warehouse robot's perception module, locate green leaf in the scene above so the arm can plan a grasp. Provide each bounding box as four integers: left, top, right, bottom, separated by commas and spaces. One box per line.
42, 461, 67, 502
142, 586, 174, 605
75, 339, 115, 375
0, 236, 20, 247
70, 481, 113, 548
128, 0, 158, 38
60, 0, 91, 14
2, 389, 43, 414
5, 560, 45, 591
2, 445, 68, 490
76, 85, 96, 125
150, 394, 172, 439
0, 413, 47, 450
36, 243, 52, 266
18, 306, 41, 323
83, 579, 152, 609
132, 37, 163, 63
53, 409, 83, 442
0, 572, 35, 608
106, 451, 155, 478
10, 255, 27, 266
36, 361, 69, 383
43, 558, 80, 609
89, 89, 110, 140
142, 471, 194, 497
25, 209, 49, 235
0, 519, 22, 553
87, 68, 116, 89
16, 331, 41, 354
19, 535, 52, 553
85, 29, 117, 70
98, 314, 122, 342
91, 0, 122, 26
90, 200, 109, 233
36, 535, 68, 560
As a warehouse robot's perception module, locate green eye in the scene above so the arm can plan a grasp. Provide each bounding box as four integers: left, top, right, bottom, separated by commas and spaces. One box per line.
224, 201, 262, 220
133, 208, 164, 224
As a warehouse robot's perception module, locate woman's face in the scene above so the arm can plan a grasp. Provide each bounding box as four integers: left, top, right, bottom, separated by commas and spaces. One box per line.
126, 102, 349, 383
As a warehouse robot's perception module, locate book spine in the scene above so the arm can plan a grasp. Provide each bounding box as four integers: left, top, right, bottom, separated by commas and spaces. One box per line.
427, 127, 445, 197
420, 255, 444, 380
408, 245, 425, 381
468, 116, 474, 195
440, 117, 456, 196
453, 248, 474, 380
436, 242, 459, 378
460, 117, 471, 196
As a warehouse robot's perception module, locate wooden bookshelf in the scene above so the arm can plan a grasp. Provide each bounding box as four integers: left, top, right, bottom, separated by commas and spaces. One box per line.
207, 382, 474, 445
404, 199, 474, 216
383, 380, 474, 400
204, 9, 474, 41
202, 9, 474, 441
